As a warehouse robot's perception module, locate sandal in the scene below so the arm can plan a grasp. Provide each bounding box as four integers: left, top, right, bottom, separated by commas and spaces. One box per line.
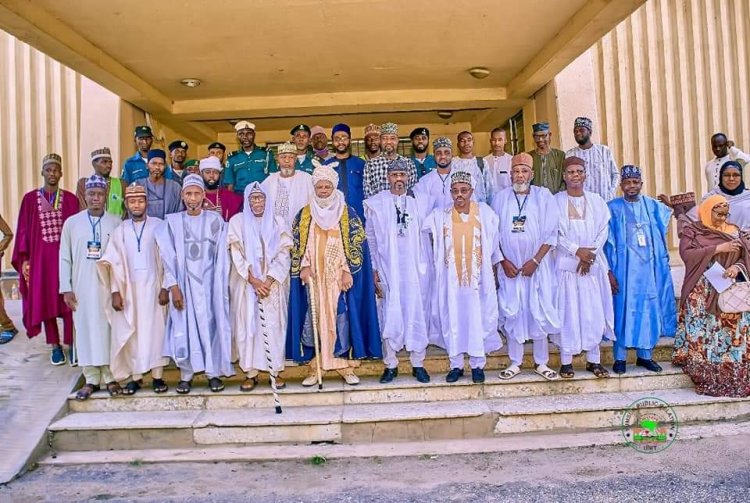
498, 364, 521, 380
176, 380, 191, 394
152, 378, 168, 393
534, 364, 559, 381
240, 377, 257, 393
122, 380, 142, 395
208, 377, 225, 393
107, 381, 123, 397
586, 362, 610, 378
559, 364, 575, 379
75, 384, 99, 401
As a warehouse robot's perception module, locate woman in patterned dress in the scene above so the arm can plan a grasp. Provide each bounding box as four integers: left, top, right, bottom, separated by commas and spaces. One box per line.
673, 194, 750, 397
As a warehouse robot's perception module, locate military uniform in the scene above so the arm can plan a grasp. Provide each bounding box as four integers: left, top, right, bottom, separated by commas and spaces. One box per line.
223, 147, 277, 194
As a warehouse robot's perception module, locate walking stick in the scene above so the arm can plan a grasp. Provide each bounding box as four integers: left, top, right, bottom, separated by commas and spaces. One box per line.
257, 296, 282, 414
306, 275, 324, 390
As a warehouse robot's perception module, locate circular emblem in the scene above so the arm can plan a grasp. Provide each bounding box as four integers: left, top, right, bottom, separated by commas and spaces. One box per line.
621, 397, 678, 453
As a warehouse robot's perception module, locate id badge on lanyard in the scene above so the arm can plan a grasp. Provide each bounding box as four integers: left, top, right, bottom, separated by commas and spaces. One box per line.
512, 215, 527, 233
636, 227, 647, 247
87, 214, 102, 260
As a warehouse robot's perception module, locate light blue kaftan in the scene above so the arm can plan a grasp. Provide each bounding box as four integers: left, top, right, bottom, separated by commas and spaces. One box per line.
605, 196, 677, 351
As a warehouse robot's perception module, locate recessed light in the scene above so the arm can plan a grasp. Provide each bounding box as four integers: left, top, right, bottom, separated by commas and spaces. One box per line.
467, 67, 490, 79
180, 78, 202, 88
437, 111, 454, 119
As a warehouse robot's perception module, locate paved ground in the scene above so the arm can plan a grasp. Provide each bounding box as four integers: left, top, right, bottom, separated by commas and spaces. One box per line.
0, 298, 80, 483
3, 434, 749, 502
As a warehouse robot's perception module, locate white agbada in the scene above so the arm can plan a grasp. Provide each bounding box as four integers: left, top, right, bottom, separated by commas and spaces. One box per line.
261, 171, 314, 228
227, 183, 293, 374
413, 167, 481, 216
552, 190, 615, 355
422, 202, 502, 357
97, 217, 168, 381
159, 210, 234, 378
483, 152, 512, 206
59, 210, 121, 366
492, 186, 560, 344
364, 190, 429, 354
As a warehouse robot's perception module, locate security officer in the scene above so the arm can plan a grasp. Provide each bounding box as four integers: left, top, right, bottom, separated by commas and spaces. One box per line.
410, 127, 436, 178
168, 140, 189, 180
207, 141, 226, 163
224, 120, 277, 194
290, 124, 314, 174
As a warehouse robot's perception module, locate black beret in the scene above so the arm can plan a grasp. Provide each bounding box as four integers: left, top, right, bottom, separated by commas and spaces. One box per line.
410, 127, 430, 139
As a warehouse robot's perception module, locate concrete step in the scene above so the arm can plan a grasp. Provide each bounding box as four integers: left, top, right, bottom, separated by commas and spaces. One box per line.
68, 363, 691, 413
157, 337, 676, 382
48, 386, 750, 452
39, 420, 750, 466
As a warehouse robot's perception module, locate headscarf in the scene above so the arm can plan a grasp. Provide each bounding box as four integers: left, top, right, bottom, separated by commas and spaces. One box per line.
242, 182, 280, 280
718, 160, 745, 196
698, 194, 738, 233
310, 165, 345, 230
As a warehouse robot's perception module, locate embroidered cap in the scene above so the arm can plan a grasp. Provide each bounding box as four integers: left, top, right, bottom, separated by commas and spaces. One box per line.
276, 142, 297, 155
388, 157, 410, 173
564, 156, 586, 169
433, 137, 452, 150
532, 122, 550, 134
574, 116, 593, 132
511, 152, 533, 169
85, 174, 108, 191
364, 123, 381, 137
621, 165, 642, 180
42, 153, 62, 167
90, 147, 112, 162
380, 122, 398, 136
450, 170, 473, 187
124, 183, 147, 200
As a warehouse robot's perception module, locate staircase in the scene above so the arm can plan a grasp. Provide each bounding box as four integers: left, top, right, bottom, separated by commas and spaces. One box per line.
40, 338, 750, 465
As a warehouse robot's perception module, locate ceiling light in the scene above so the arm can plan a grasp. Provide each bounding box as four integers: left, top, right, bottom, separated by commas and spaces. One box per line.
437, 111, 453, 119
180, 78, 202, 88
467, 67, 490, 79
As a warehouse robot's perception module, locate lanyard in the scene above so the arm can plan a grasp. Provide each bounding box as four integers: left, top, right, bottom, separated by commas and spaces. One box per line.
513, 191, 529, 216
40, 188, 60, 210
132, 217, 147, 252
438, 170, 451, 194
87, 212, 102, 242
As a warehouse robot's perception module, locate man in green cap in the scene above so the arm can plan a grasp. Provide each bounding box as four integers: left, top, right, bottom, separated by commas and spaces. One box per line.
224, 121, 277, 194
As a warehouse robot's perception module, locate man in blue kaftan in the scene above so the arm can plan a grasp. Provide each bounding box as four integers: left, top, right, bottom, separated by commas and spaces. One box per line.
605, 165, 676, 374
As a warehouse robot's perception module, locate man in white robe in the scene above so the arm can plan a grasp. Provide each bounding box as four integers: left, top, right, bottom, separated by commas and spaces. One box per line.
59, 175, 122, 400
261, 141, 314, 228
159, 174, 234, 394
364, 157, 431, 384
494, 153, 560, 382
553, 156, 614, 379
423, 171, 502, 384
483, 127, 513, 206
97, 183, 169, 395
228, 182, 293, 392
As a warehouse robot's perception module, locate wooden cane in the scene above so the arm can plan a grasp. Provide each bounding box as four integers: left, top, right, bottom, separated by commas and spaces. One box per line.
306, 275, 324, 390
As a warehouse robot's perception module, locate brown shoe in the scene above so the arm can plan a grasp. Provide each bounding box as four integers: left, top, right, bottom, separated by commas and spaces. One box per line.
272, 376, 286, 389
240, 377, 257, 392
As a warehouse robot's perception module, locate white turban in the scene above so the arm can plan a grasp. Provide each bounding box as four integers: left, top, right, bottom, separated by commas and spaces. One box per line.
312, 164, 339, 188
182, 174, 205, 191
199, 156, 222, 172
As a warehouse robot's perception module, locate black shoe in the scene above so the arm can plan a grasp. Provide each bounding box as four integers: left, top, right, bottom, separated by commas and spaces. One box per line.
636, 358, 663, 373
445, 368, 464, 383
412, 367, 431, 383
613, 360, 627, 374
471, 368, 485, 383
379, 367, 398, 383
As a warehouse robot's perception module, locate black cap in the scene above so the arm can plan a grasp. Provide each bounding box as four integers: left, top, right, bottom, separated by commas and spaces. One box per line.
168, 140, 188, 152
290, 124, 311, 136
410, 127, 430, 139
134, 125, 152, 138
208, 142, 226, 151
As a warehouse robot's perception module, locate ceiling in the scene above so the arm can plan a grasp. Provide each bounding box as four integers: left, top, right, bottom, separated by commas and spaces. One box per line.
0, 0, 645, 142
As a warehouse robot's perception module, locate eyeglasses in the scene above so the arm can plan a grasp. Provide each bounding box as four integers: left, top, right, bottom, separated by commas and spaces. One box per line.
712, 208, 730, 217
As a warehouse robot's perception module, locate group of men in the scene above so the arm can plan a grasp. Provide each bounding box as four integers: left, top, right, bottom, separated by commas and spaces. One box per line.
1, 115, 678, 399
